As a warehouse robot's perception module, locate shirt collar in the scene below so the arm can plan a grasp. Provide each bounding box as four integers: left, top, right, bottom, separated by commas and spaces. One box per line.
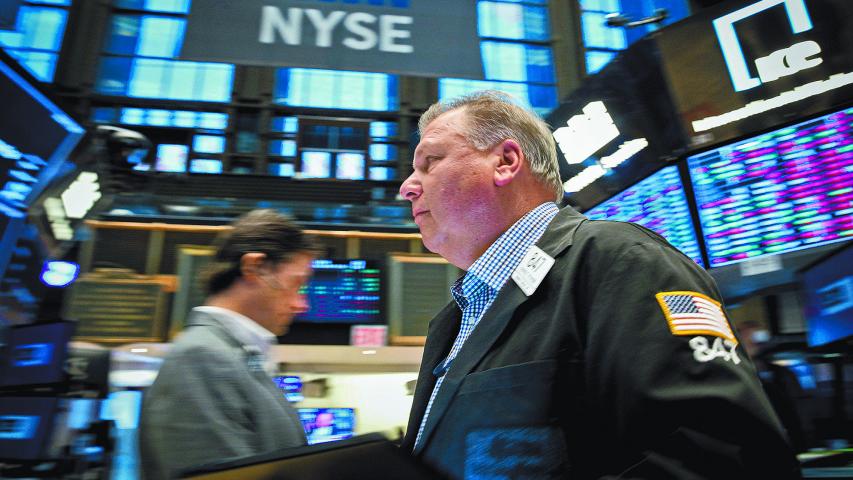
192, 306, 278, 357
452, 202, 559, 308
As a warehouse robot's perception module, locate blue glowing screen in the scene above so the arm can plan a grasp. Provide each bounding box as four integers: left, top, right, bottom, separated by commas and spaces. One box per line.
584, 165, 704, 266
294, 259, 382, 324
297, 408, 355, 445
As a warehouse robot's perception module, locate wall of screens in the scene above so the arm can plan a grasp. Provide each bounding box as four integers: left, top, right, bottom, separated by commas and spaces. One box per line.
688, 106, 853, 267
584, 165, 705, 267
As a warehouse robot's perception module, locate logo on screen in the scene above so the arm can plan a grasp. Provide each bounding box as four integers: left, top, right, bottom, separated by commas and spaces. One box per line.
713, 0, 822, 92
12, 343, 53, 367
816, 277, 853, 316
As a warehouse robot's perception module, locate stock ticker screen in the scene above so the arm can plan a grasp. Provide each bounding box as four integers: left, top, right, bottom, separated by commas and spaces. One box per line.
294, 259, 382, 324
688, 107, 853, 267
584, 165, 705, 267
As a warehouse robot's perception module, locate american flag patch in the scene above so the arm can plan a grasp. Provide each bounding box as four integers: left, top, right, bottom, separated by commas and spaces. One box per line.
655, 291, 736, 344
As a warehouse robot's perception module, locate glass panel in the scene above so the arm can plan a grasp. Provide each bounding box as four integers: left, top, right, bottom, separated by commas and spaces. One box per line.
115, 58, 233, 101
154, 144, 188, 172
369, 144, 397, 162
268, 162, 295, 177
172, 110, 197, 127
146, 109, 171, 126
271, 116, 299, 133
16, 6, 66, 50
581, 11, 626, 49
276, 68, 398, 111
369, 167, 395, 181
300, 151, 331, 178
137, 16, 184, 57
189, 158, 222, 174
114, 0, 191, 14
104, 15, 140, 55
193, 135, 225, 154
370, 122, 397, 139
2, 50, 55, 81
199, 112, 228, 129
478, 2, 524, 40
120, 107, 145, 124
336, 153, 365, 180
0, 5, 68, 81
95, 56, 131, 93
91, 107, 118, 123
30, 0, 72, 5
579, 0, 620, 11
585, 50, 616, 74
268, 139, 297, 157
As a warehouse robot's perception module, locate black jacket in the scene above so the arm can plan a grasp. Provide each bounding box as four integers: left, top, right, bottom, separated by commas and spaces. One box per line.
402, 207, 801, 479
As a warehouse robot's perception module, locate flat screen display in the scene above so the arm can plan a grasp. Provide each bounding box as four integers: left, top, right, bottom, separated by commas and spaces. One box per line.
294, 259, 382, 324
800, 243, 853, 348
584, 166, 704, 266
0, 321, 75, 388
1, 51, 84, 318
0, 54, 85, 214
688, 107, 853, 267
545, 37, 686, 210
297, 407, 355, 445
273, 375, 303, 403
300, 151, 332, 179
656, 0, 853, 149
154, 144, 188, 173
0, 397, 59, 460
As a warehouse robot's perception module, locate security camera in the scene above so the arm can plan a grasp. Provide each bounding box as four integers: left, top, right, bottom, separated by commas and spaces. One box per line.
94, 125, 152, 168
605, 8, 668, 28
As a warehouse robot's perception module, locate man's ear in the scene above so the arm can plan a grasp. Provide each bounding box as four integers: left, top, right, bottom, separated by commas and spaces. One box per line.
239, 252, 267, 280
494, 139, 523, 187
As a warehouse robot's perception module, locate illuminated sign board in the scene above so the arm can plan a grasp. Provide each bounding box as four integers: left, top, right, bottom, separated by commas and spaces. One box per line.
180, 0, 483, 79
545, 38, 685, 210
658, 0, 853, 148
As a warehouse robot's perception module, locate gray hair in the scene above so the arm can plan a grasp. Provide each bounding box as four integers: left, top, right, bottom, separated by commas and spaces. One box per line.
418, 90, 563, 202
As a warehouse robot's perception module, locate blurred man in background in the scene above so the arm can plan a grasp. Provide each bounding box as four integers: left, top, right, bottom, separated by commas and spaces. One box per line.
139, 209, 318, 479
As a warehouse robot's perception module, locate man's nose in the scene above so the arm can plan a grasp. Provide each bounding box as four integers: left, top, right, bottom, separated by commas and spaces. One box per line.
399, 173, 422, 201
293, 293, 309, 314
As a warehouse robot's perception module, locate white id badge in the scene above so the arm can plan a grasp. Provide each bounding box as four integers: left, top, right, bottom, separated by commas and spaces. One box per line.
512, 245, 555, 296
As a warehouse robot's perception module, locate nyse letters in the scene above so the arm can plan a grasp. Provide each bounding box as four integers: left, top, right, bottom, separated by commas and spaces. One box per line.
259, 6, 413, 53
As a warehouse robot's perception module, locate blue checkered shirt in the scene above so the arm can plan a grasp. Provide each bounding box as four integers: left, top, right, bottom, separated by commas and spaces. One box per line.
413, 202, 559, 449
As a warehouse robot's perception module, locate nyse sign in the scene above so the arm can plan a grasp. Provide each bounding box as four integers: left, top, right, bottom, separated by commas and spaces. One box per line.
258, 7, 413, 53
181, 0, 482, 79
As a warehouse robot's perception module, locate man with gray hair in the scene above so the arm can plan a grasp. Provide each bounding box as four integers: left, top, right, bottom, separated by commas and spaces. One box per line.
139, 210, 319, 479
399, 91, 800, 479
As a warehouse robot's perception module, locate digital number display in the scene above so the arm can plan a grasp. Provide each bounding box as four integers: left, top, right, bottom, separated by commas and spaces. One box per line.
688, 107, 853, 266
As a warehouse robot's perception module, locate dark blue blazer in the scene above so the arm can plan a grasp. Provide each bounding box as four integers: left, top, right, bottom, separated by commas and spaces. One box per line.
402, 207, 801, 479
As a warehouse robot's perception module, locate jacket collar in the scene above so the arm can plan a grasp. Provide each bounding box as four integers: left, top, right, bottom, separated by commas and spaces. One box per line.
412, 207, 586, 454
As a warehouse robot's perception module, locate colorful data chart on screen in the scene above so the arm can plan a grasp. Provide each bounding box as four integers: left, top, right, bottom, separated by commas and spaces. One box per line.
294, 259, 381, 323
688, 108, 853, 267
298, 408, 355, 445
584, 165, 704, 266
